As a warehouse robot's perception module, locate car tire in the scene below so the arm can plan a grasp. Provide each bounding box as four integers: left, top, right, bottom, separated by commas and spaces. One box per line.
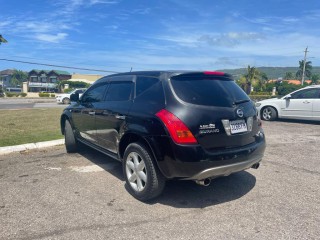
123, 142, 166, 201
62, 98, 70, 104
261, 106, 277, 121
65, 120, 78, 153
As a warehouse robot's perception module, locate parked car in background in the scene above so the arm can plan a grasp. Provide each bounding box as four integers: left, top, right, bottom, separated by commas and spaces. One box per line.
60, 71, 266, 201
256, 85, 320, 121
56, 88, 87, 104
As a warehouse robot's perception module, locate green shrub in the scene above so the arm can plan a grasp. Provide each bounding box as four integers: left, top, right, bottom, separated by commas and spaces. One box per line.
6, 92, 20, 97
39, 93, 50, 97
250, 91, 271, 96
63, 88, 71, 93
50, 94, 55, 98
20, 93, 27, 97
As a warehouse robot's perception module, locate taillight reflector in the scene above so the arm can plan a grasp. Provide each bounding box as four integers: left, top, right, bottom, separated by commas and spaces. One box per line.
156, 109, 197, 144
203, 71, 225, 75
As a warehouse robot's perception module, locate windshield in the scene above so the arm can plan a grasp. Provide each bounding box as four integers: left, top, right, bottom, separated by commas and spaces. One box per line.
170, 76, 250, 107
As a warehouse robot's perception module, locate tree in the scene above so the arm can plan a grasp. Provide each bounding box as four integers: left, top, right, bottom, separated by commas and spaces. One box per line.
0, 34, 8, 45
240, 65, 266, 94
252, 71, 268, 92
296, 60, 312, 80
243, 65, 257, 94
10, 69, 28, 87
284, 72, 294, 80
311, 74, 320, 84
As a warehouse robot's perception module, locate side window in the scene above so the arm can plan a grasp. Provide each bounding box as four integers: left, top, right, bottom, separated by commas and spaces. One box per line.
81, 83, 108, 103
136, 76, 159, 97
291, 89, 319, 99
105, 82, 133, 101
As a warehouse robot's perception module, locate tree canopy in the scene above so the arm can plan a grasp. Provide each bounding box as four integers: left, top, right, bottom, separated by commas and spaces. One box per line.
296, 60, 312, 80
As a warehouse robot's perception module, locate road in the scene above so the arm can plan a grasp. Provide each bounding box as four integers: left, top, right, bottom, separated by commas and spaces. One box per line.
0, 120, 319, 239
0, 98, 66, 110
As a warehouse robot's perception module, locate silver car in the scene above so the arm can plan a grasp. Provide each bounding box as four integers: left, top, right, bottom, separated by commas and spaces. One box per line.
256, 85, 320, 121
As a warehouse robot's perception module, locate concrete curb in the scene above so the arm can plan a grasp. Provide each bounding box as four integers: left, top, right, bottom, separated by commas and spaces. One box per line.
0, 139, 65, 155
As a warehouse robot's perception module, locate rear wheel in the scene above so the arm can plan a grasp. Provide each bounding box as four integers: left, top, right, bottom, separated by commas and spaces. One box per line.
123, 142, 166, 201
64, 120, 78, 153
62, 97, 70, 104
261, 106, 277, 121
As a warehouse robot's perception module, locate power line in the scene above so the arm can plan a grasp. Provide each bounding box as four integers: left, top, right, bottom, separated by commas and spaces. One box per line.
0, 58, 120, 73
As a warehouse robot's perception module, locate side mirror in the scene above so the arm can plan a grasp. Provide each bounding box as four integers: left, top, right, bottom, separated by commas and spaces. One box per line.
284, 94, 292, 100
70, 93, 79, 102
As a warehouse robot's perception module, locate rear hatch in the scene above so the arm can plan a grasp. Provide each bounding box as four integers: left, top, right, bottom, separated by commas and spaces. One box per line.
167, 72, 259, 150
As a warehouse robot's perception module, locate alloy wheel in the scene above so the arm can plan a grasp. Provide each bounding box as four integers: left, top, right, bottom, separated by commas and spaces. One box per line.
125, 152, 147, 192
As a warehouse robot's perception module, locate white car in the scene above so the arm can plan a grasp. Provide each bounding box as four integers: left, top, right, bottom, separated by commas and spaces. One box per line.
256, 85, 320, 121
56, 88, 87, 104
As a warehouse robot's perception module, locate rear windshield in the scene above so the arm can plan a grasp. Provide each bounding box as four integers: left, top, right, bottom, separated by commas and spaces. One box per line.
170, 76, 250, 107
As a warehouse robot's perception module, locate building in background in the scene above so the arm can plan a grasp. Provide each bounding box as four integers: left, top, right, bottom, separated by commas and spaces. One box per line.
28, 70, 71, 92
70, 73, 103, 84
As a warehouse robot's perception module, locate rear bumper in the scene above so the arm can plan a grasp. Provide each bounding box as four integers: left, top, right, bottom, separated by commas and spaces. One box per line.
148, 131, 266, 180
183, 155, 262, 180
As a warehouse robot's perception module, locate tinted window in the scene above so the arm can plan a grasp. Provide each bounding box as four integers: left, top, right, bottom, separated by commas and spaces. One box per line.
170, 76, 249, 107
291, 88, 320, 99
136, 76, 159, 97
81, 83, 108, 103
105, 82, 133, 101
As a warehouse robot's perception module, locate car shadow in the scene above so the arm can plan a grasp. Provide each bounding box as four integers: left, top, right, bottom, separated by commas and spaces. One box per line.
78, 145, 257, 208
77, 145, 124, 181
153, 171, 256, 208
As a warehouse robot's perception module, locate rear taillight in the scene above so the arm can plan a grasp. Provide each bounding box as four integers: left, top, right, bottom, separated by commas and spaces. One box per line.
156, 109, 197, 144
203, 71, 225, 75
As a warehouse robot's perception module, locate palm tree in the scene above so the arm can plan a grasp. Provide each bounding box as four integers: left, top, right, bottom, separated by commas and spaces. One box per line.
296, 60, 312, 80
0, 34, 8, 44
254, 72, 268, 92
244, 65, 259, 94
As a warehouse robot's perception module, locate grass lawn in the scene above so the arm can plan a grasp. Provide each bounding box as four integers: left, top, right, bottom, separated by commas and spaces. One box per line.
0, 108, 64, 147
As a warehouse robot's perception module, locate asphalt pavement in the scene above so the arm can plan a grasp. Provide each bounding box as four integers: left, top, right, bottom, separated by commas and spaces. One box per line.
0, 120, 319, 240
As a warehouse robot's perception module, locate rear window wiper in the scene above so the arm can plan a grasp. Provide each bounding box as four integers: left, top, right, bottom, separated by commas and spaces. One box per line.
233, 99, 250, 105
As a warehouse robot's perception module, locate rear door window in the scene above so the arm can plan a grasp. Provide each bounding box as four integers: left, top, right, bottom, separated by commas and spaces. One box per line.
136, 76, 159, 97
170, 76, 249, 107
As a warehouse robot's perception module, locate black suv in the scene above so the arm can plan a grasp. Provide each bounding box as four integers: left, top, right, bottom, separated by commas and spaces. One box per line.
60, 71, 266, 201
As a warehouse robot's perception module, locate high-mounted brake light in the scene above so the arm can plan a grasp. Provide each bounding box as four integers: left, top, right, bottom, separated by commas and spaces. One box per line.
203, 71, 225, 75
156, 109, 197, 144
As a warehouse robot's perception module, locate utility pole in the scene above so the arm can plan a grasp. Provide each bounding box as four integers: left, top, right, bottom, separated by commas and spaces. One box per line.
301, 47, 308, 85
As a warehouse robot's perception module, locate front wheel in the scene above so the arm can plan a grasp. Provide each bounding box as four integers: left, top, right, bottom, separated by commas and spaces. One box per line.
62, 97, 70, 104
123, 142, 166, 201
261, 106, 277, 121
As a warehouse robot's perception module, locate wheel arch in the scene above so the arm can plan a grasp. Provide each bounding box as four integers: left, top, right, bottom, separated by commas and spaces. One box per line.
119, 133, 164, 172
60, 113, 71, 135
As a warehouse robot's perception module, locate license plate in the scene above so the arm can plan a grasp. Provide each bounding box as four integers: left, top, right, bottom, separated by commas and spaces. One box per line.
230, 120, 247, 134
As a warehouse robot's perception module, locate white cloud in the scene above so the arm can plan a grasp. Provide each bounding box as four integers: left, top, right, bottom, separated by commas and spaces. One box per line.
35, 33, 68, 43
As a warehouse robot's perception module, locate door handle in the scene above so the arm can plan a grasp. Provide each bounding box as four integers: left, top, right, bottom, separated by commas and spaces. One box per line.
89, 111, 95, 116
115, 115, 125, 120
303, 101, 310, 104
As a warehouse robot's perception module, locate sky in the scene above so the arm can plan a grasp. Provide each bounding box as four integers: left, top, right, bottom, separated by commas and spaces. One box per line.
1, 0, 320, 74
